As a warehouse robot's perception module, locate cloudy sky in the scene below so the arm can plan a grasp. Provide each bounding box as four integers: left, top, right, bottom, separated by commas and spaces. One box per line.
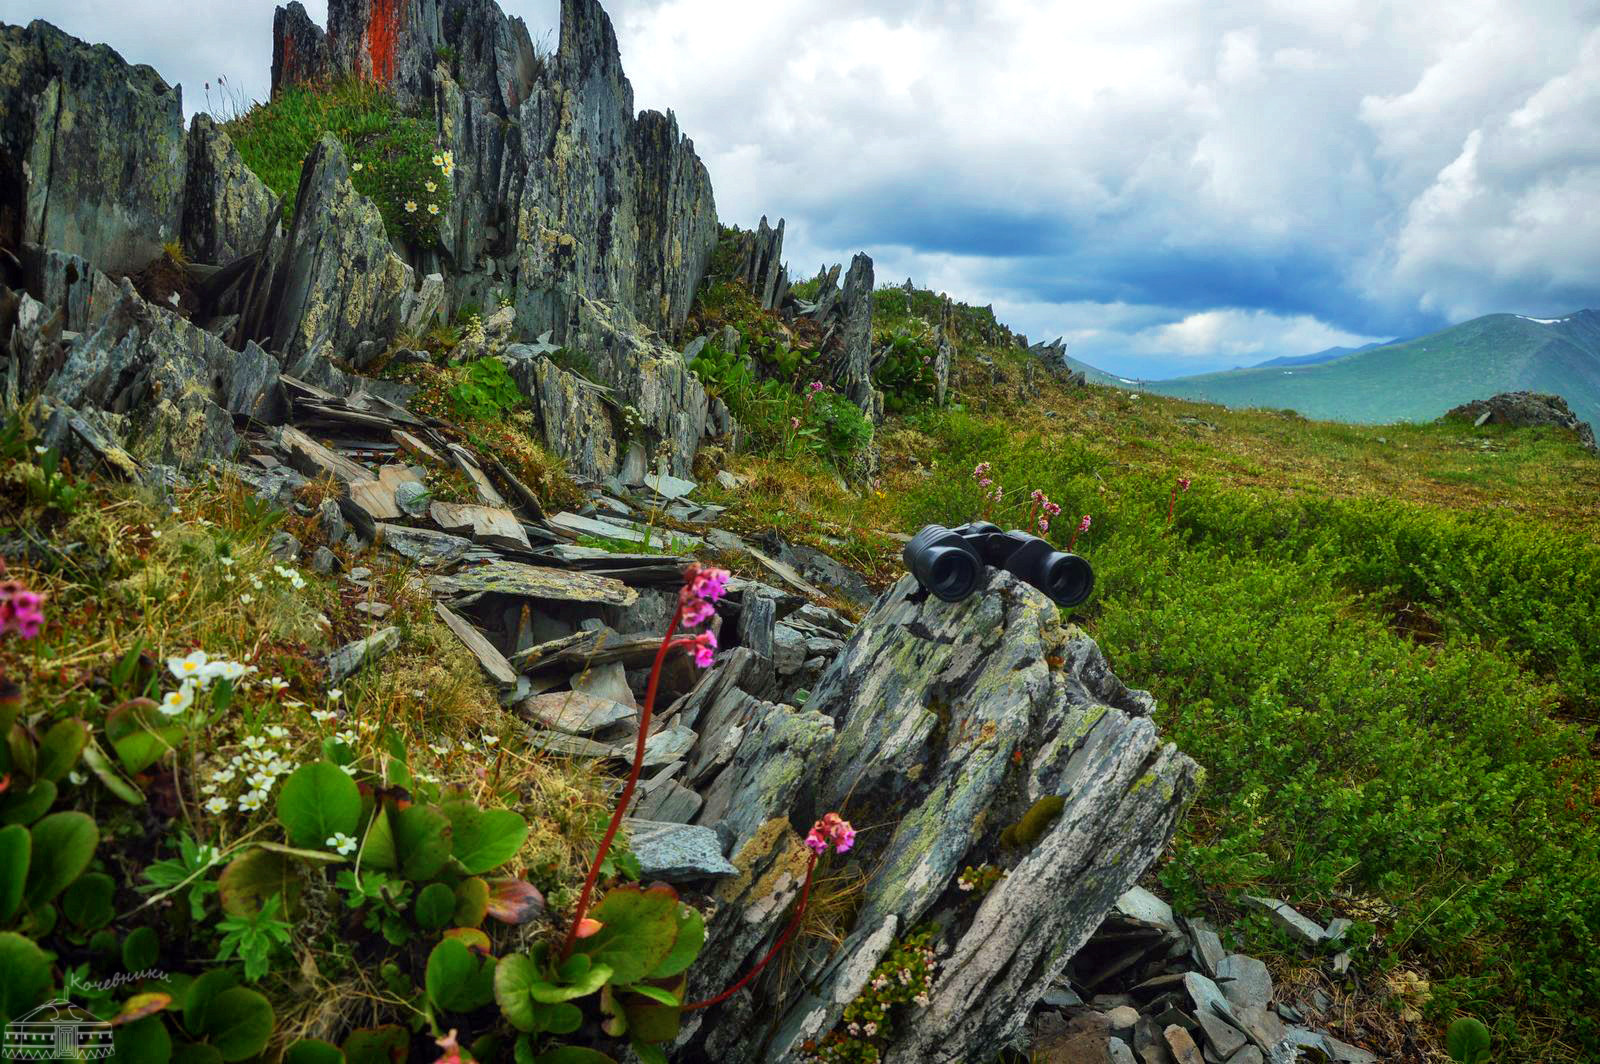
10, 0, 1599, 377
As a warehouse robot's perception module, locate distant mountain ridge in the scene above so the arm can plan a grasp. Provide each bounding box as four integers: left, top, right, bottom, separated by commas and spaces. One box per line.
1251, 340, 1393, 369
1129, 310, 1600, 432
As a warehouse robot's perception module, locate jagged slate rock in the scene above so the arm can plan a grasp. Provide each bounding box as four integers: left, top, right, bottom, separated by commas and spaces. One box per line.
278, 425, 371, 483
182, 113, 280, 265
434, 603, 518, 688
803, 635, 846, 660
1108, 1037, 1138, 1064
1, 21, 185, 277
219, 460, 305, 507
427, 559, 638, 607
1216, 954, 1272, 1010
1242, 896, 1328, 947
548, 510, 701, 551
316, 498, 346, 544
260, 134, 411, 374
713, 469, 747, 492
355, 601, 391, 619
393, 428, 444, 464
734, 571, 1198, 1064
1226, 1004, 1285, 1054
401, 272, 446, 333
1183, 974, 1247, 1058
730, 216, 787, 310
377, 523, 486, 566
394, 480, 431, 517
525, 730, 618, 758
666, 646, 779, 735
1323, 917, 1353, 943
1228, 1050, 1264, 1064
693, 701, 835, 855
791, 544, 875, 608
835, 253, 881, 419
430, 500, 531, 550
772, 623, 806, 676
267, 531, 301, 562
744, 546, 824, 598
570, 659, 638, 709
643, 471, 697, 500
1189, 926, 1226, 978
326, 625, 400, 682
1322, 1034, 1379, 1063
310, 545, 339, 575
515, 631, 663, 673
623, 819, 736, 880
633, 777, 703, 824
933, 326, 954, 407
707, 527, 748, 553
641, 723, 696, 767
1331, 950, 1351, 974
270, 2, 331, 94
795, 601, 855, 637
520, 690, 635, 735
737, 590, 777, 660
1162, 1026, 1204, 1064
1117, 887, 1179, 933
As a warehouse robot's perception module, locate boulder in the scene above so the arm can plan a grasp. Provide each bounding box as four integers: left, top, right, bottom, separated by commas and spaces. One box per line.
680, 571, 1199, 1062
1442, 391, 1597, 453
256, 134, 412, 378
181, 114, 281, 266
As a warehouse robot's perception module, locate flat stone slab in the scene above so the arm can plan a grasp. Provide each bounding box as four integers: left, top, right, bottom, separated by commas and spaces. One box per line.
379, 524, 495, 566
326, 626, 400, 682
1216, 953, 1272, 1009
549, 511, 702, 551
430, 500, 531, 550
1116, 886, 1178, 932
435, 604, 518, 688
1243, 895, 1328, 947
624, 819, 736, 879
428, 560, 638, 607
642, 471, 697, 500
571, 659, 638, 708
521, 690, 636, 735
642, 723, 697, 767
1183, 972, 1247, 1059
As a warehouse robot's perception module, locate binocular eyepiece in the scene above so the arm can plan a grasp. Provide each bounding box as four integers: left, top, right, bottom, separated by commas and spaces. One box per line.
903, 521, 1094, 607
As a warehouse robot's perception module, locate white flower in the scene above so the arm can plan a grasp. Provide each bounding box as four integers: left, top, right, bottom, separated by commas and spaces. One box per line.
223, 574, 235, 584
228, 755, 245, 768
33, 445, 47, 455
201, 783, 218, 796
427, 203, 440, 216
68, 770, 86, 786
404, 200, 418, 213
351, 161, 364, 172
159, 683, 196, 716
237, 791, 264, 812
265, 724, 291, 740
170, 505, 181, 515
328, 689, 343, 702
481, 734, 499, 746
913, 993, 930, 1007
220, 557, 235, 568
425, 180, 437, 192
211, 767, 236, 784
864, 1022, 878, 1036
247, 771, 274, 792
326, 832, 358, 856
238, 593, 253, 605
311, 709, 338, 723
168, 651, 210, 683
196, 845, 220, 866
357, 718, 376, 733
336, 729, 358, 746
204, 796, 230, 814
266, 677, 290, 693
243, 735, 267, 751
205, 660, 248, 683
429, 743, 449, 756
151, 529, 162, 539
250, 576, 263, 590
267, 757, 293, 776
339, 763, 358, 776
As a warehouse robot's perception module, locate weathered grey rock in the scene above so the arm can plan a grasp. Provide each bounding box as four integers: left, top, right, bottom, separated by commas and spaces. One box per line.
181, 113, 280, 266
257, 134, 411, 376
269, 2, 331, 96
771, 623, 806, 676
728, 216, 788, 310
1117, 887, 1178, 932
1442, 390, 1597, 452
521, 690, 634, 735
1183, 973, 1247, 1058
310, 545, 339, 575
1163, 1025, 1203, 1064
933, 325, 954, 407
1107, 1037, 1138, 1064
1323, 1034, 1379, 1063
1216, 953, 1272, 1009
1188, 925, 1226, 978
1323, 917, 1353, 943
377, 523, 490, 566
790, 543, 874, 608
692, 701, 835, 855
508, 352, 620, 480
641, 723, 697, 767
684, 571, 1197, 1063
570, 660, 637, 709
267, 531, 301, 562
394, 480, 431, 517
1243, 896, 1327, 947
800, 253, 882, 420
736, 590, 776, 660
316, 498, 346, 544
624, 819, 737, 880
1, 21, 185, 278
326, 625, 400, 682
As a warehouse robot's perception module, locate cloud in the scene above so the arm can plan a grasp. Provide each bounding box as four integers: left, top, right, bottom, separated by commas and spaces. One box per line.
4, 0, 1597, 377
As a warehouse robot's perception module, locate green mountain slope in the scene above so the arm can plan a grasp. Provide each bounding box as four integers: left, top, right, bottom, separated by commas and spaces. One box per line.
1141, 311, 1600, 429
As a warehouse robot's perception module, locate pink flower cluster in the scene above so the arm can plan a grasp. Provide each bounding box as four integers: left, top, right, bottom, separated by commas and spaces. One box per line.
805, 812, 856, 855
0, 577, 43, 640
1030, 491, 1063, 534
972, 462, 992, 488
1077, 514, 1091, 533
678, 562, 730, 668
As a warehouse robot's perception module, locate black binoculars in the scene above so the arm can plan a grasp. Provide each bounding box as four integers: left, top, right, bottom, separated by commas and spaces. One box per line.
903, 521, 1094, 607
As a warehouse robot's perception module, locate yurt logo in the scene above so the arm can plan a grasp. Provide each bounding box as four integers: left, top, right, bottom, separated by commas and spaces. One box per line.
2, 1000, 114, 1060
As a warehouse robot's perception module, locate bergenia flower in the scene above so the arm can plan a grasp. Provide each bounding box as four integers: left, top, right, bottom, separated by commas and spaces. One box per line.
1030, 489, 1045, 504
809, 380, 824, 393
806, 812, 856, 855
1078, 514, 1091, 532
1178, 477, 1191, 492
689, 630, 718, 668
0, 580, 43, 640
1044, 501, 1062, 516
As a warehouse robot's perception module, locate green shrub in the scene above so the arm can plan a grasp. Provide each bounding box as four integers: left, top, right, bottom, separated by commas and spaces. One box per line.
873, 328, 939, 413
225, 80, 452, 248
688, 342, 754, 398
449, 358, 525, 422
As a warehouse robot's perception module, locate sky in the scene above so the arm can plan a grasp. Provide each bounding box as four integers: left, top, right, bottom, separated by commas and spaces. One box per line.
8, 0, 1599, 378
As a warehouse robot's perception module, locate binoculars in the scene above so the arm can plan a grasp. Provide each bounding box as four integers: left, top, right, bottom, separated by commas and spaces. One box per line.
903, 521, 1094, 607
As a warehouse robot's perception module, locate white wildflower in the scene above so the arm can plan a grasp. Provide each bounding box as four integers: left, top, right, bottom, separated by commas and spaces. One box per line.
204, 796, 230, 815
326, 832, 358, 856
237, 791, 264, 812
167, 650, 210, 683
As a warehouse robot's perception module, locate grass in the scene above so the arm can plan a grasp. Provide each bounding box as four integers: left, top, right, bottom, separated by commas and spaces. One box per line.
707, 319, 1600, 1062
224, 79, 451, 249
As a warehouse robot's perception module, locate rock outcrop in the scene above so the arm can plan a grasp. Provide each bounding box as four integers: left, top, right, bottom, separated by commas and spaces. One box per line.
728, 215, 788, 311
794, 252, 882, 420
677, 570, 1200, 1062
1442, 390, 1598, 453
180, 114, 281, 267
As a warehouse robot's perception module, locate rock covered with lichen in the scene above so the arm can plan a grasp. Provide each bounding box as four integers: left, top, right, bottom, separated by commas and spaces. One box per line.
675, 570, 1200, 1062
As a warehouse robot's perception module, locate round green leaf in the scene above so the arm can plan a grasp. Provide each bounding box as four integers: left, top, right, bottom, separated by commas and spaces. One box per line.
576, 885, 683, 986
276, 761, 361, 848
173, 1042, 225, 1064
286, 1039, 346, 1064
425, 937, 496, 1012
441, 801, 528, 874
1447, 1017, 1492, 1064
453, 877, 489, 927
0, 823, 30, 923
414, 882, 455, 930
393, 804, 452, 881
646, 902, 705, 980
114, 1014, 174, 1064
35, 717, 90, 783
25, 810, 99, 905
202, 986, 274, 1061
218, 848, 300, 918
494, 952, 541, 1032
0, 931, 53, 1026
341, 1024, 409, 1064
106, 702, 182, 775
62, 870, 116, 929
124, 925, 161, 971
0, 779, 57, 826
183, 968, 238, 1035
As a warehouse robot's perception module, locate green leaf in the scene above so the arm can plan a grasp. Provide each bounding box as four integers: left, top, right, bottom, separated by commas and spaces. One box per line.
0, 931, 53, 1026
494, 952, 542, 1032
341, 1025, 410, 1064
217, 848, 299, 918
454, 876, 489, 927
393, 803, 452, 881
285, 1039, 346, 1064
624, 985, 680, 1007
441, 800, 528, 874
414, 881, 455, 930
62, 870, 116, 929
425, 937, 497, 1012
646, 902, 705, 980
0, 823, 29, 923
1446, 1017, 1492, 1064
276, 761, 362, 848
574, 885, 684, 986
0, 778, 56, 825
360, 806, 397, 870
113, 1014, 174, 1064
106, 700, 183, 774
526, 958, 614, 1004
183, 968, 238, 1034
529, 1002, 583, 1036
82, 740, 145, 804
35, 717, 89, 782
123, 925, 161, 971
201, 986, 275, 1062
25, 810, 99, 905
173, 1044, 225, 1064
631, 1040, 669, 1064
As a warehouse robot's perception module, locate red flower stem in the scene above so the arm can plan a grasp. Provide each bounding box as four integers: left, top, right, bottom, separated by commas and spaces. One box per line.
1068, 529, 1081, 551
681, 851, 818, 1012
1167, 485, 1177, 526
561, 613, 680, 960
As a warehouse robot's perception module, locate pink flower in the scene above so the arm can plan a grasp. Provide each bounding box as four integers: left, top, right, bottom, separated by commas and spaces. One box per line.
1044, 501, 1061, 516
1077, 514, 1091, 532
1178, 477, 1191, 492
972, 462, 990, 482
680, 598, 714, 627
807, 812, 856, 855
1038, 517, 1050, 533
433, 1030, 464, 1064
689, 630, 718, 668
804, 830, 829, 855
0, 579, 43, 640
791, 416, 801, 429
991, 486, 1004, 503
1030, 489, 1045, 504
809, 379, 824, 393
689, 565, 730, 603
